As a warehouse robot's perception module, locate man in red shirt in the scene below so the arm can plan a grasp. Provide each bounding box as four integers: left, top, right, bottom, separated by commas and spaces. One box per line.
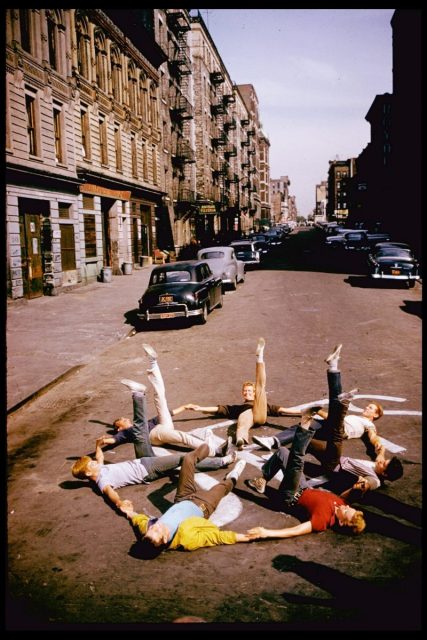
247, 392, 366, 539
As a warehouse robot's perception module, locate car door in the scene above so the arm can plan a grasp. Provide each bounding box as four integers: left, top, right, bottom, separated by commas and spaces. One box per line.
201, 263, 217, 307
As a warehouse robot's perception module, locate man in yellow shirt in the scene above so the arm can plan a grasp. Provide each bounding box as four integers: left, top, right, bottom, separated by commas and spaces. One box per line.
120, 443, 253, 555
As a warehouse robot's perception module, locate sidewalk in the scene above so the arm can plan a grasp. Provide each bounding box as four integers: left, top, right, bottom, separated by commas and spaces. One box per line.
7, 266, 153, 412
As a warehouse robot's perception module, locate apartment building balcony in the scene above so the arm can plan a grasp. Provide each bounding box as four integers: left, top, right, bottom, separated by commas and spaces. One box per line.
248, 147, 256, 155
210, 70, 225, 85
173, 140, 196, 163
226, 173, 239, 184
223, 93, 235, 105
241, 118, 250, 126
211, 100, 226, 116
224, 117, 237, 131
169, 93, 194, 120
168, 51, 191, 77
212, 161, 229, 176
247, 128, 256, 136
224, 145, 237, 159
166, 9, 191, 33
241, 139, 250, 147
212, 135, 227, 147
174, 187, 196, 204
241, 161, 250, 169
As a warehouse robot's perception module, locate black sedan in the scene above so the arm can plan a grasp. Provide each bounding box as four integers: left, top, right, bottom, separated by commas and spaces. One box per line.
137, 261, 223, 324
367, 246, 420, 288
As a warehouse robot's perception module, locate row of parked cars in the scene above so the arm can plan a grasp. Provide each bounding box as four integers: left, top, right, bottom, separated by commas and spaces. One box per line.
319, 223, 420, 288
137, 246, 246, 326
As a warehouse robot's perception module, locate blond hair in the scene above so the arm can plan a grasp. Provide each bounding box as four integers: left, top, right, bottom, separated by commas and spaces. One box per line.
71, 456, 92, 479
242, 381, 255, 392
350, 510, 366, 535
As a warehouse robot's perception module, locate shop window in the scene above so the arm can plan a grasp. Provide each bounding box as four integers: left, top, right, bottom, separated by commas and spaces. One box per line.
83, 214, 97, 257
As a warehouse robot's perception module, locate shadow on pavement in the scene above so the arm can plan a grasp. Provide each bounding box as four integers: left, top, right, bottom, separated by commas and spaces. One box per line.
272, 554, 421, 630
400, 300, 422, 318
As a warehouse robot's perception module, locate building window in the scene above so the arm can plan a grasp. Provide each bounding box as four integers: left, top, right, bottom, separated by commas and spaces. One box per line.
152, 144, 157, 184
80, 105, 90, 159
83, 214, 97, 258
19, 9, 32, 53
47, 14, 58, 71
53, 105, 63, 163
94, 31, 107, 92
25, 91, 38, 156
131, 133, 138, 177
58, 202, 71, 218
82, 194, 94, 210
114, 123, 122, 171
99, 115, 108, 165
111, 47, 122, 102
142, 141, 148, 180
139, 80, 148, 120
75, 12, 90, 79
60, 224, 76, 270
128, 62, 137, 112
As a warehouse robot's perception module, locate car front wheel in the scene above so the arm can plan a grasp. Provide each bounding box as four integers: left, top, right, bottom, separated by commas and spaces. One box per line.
197, 303, 208, 324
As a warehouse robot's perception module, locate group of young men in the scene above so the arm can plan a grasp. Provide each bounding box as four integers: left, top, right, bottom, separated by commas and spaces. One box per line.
72, 339, 403, 557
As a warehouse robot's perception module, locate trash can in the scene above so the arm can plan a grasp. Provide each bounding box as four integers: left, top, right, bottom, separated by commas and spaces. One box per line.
122, 261, 133, 275
101, 266, 113, 283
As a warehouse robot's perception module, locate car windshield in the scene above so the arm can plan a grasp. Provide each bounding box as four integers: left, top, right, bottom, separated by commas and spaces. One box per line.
232, 244, 251, 251
151, 270, 192, 285
200, 251, 225, 259
376, 248, 412, 258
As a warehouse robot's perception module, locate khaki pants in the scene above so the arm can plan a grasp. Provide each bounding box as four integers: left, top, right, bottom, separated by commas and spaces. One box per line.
235, 361, 267, 444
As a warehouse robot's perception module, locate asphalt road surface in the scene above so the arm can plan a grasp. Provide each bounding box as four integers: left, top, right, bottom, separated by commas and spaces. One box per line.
7, 230, 422, 629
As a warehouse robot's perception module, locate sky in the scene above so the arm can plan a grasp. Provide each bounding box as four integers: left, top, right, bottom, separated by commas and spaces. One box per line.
194, 9, 395, 217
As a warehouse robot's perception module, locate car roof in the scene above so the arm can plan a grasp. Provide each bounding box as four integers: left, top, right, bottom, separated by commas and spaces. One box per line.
152, 260, 204, 271
198, 246, 231, 252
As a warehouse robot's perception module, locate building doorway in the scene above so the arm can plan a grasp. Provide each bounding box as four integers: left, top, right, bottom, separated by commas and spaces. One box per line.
18, 199, 49, 299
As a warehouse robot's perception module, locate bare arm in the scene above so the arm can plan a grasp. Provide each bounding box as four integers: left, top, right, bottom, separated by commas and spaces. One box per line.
171, 405, 188, 417
247, 521, 313, 539
102, 484, 124, 510
183, 403, 220, 414
97, 434, 116, 446
235, 533, 253, 543
367, 429, 386, 459
340, 476, 370, 501
95, 438, 105, 465
277, 406, 303, 416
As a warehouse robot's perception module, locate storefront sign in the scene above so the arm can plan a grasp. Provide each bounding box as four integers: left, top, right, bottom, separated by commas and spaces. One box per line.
80, 184, 131, 200
199, 204, 217, 214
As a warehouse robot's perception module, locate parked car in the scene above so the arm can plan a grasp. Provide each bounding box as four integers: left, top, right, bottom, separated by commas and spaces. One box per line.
197, 246, 245, 290
326, 230, 391, 250
367, 246, 420, 288
229, 240, 261, 267
137, 261, 223, 325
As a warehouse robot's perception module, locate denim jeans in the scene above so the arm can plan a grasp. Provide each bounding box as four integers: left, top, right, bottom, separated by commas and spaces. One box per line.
262, 426, 316, 504
131, 391, 156, 458
142, 447, 226, 482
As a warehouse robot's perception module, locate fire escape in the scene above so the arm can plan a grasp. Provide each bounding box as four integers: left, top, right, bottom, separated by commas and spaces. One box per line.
166, 10, 195, 216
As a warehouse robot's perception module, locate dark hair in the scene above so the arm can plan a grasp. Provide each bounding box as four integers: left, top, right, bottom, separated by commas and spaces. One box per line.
384, 456, 403, 481
128, 539, 165, 560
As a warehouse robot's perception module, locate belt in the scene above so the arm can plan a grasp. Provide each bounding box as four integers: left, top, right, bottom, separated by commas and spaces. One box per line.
193, 500, 209, 519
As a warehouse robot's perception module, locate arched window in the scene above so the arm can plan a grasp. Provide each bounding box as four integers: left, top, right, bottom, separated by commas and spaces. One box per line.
19, 9, 32, 53
149, 81, 159, 129
138, 73, 148, 120
75, 11, 90, 79
110, 46, 122, 102
46, 10, 64, 72
94, 30, 107, 92
128, 61, 137, 113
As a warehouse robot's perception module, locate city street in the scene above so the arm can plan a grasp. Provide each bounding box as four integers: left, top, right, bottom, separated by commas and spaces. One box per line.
7, 230, 422, 629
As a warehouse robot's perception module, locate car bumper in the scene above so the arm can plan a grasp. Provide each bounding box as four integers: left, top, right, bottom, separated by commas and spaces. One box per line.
137, 306, 203, 321
371, 274, 420, 281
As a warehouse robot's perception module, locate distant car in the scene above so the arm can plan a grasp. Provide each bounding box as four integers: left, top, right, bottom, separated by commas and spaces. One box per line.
197, 246, 245, 290
374, 241, 411, 252
229, 240, 261, 267
367, 246, 420, 288
327, 230, 391, 250
137, 261, 223, 325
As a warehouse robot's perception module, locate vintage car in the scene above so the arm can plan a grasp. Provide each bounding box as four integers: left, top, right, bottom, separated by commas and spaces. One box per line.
367, 246, 420, 288
137, 261, 223, 324
197, 246, 245, 290
229, 240, 261, 267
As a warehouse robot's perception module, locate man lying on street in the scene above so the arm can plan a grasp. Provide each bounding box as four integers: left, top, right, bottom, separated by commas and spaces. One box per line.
120, 443, 253, 556
71, 390, 235, 513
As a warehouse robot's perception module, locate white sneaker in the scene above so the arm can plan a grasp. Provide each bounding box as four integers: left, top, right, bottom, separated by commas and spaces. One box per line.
252, 435, 278, 451
120, 379, 147, 393
143, 344, 158, 360
204, 431, 217, 458
226, 459, 247, 482
221, 451, 237, 467
256, 337, 265, 356
325, 343, 343, 365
